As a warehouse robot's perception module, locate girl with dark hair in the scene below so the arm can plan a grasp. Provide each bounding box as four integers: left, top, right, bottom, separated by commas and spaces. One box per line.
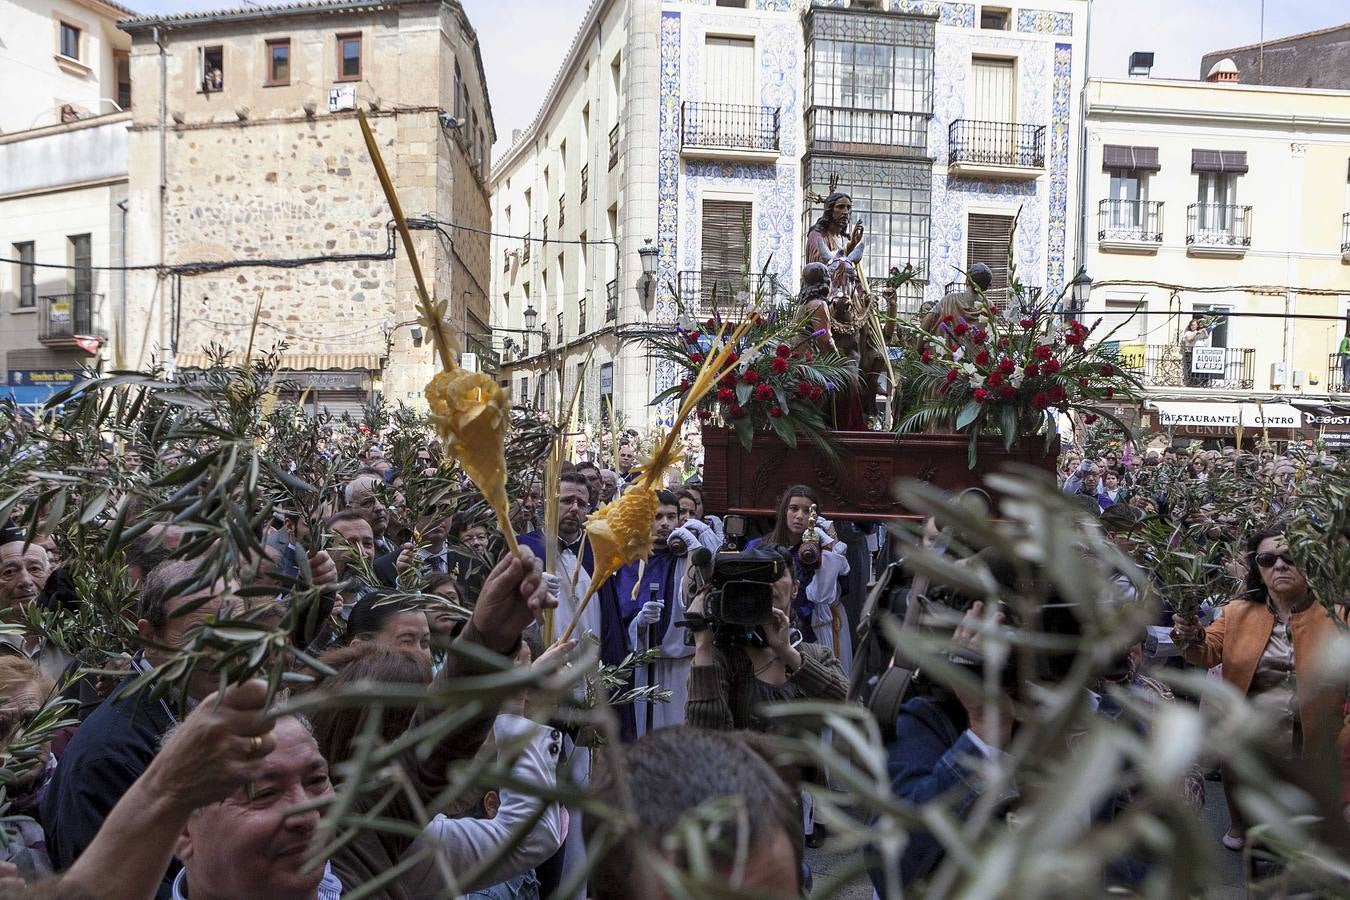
342, 590, 431, 657
1172, 527, 1349, 851
748, 485, 853, 671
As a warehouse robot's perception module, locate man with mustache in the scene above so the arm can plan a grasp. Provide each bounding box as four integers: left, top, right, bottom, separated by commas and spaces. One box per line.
515, 473, 629, 669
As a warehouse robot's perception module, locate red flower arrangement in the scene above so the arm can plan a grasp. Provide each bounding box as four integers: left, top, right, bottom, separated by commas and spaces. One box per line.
653, 305, 860, 454
897, 290, 1140, 466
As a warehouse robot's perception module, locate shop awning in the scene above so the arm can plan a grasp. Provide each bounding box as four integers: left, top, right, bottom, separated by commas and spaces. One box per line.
1147, 400, 1302, 428
174, 352, 383, 371
1291, 401, 1350, 429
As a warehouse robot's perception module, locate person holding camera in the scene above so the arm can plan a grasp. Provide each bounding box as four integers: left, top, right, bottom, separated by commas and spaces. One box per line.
617, 491, 723, 737
747, 485, 853, 672
684, 544, 848, 734
685, 544, 848, 852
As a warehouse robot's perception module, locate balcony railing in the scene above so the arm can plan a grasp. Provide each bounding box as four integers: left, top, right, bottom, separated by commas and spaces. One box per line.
1097, 199, 1163, 245
1116, 344, 1256, 391
39, 292, 102, 346
558, 196, 565, 229
580, 164, 589, 203
578, 294, 587, 334
1341, 212, 1349, 260
1186, 203, 1251, 250
805, 105, 928, 156
608, 123, 619, 170
948, 120, 1045, 171
1332, 353, 1350, 394
680, 102, 779, 154
605, 279, 618, 322
522, 234, 531, 263
677, 270, 785, 318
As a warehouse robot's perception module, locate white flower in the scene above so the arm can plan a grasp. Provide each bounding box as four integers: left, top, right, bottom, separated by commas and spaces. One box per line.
952, 347, 965, 362
1010, 372, 1025, 389
970, 374, 986, 388
961, 362, 978, 376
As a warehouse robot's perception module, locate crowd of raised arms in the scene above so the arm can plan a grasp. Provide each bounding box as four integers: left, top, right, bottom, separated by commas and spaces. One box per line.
0, 371, 1347, 900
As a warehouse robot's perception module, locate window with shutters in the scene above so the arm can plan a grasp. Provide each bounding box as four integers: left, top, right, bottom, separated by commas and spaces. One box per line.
13, 242, 36, 309
69, 234, 92, 296
697, 199, 752, 313
966, 213, 1014, 307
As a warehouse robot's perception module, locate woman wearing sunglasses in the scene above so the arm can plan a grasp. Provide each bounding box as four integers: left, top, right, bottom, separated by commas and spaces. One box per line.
1171, 528, 1348, 853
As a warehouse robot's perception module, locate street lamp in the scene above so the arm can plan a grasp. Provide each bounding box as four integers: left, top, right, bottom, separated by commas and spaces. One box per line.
1067, 267, 1092, 322
638, 238, 659, 303
523, 303, 538, 331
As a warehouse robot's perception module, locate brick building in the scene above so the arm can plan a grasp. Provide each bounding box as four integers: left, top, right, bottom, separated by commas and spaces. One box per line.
119, 0, 495, 412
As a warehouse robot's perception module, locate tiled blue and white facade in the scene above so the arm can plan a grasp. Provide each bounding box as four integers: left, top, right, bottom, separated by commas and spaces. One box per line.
660, 3, 804, 293
925, 5, 1084, 303
654, 1, 805, 424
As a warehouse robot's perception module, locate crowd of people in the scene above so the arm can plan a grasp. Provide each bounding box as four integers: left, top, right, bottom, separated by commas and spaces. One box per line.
1, 375, 1348, 899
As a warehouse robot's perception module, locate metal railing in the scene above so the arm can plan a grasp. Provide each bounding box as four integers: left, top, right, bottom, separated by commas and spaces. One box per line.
522, 234, 531, 263
1186, 203, 1251, 248
805, 105, 928, 155
580, 164, 588, 203
1097, 199, 1163, 243
578, 294, 587, 334
1117, 344, 1256, 391
605, 279, 618, 322
1341, 212, 1349, 254
558, 196, 565, 229
1331, 353, 1350, 394
677, 270, 785, 318
948, 119, 1045, 169
39, 292, 100, 343
680, 102, 780, 152
608, 123, 619, 170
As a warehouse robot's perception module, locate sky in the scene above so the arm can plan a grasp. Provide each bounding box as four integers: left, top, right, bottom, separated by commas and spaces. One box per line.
123, 0, 1346, 161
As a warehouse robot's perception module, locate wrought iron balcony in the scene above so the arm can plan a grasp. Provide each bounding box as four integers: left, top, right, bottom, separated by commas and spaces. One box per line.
1341, 212, 1349, 262
578, 294, 587, 334
1186, 203, 1251, 256
1097, 199, 1163, 250
677, 270, 785, 318
605, 278, 618, 322
580, 164, 589, 203
522, 234, 531, 263
948, 120, 1045, 177
680, 102, 780, 157
1116, 343, 1255, 391
1331, 353, 1350, 394
608, 123, 619, 171
805, 105, 928, 156
39, 292, 103, 348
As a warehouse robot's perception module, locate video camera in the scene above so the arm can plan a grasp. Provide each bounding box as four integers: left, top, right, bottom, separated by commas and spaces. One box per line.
679, 546, 785, 645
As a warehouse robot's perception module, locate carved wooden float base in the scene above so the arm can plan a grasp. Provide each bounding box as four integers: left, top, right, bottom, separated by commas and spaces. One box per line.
701, 427, 1059, 522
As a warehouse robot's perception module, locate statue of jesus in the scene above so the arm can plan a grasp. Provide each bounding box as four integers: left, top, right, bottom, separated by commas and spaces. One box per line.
805, 191, 865, 267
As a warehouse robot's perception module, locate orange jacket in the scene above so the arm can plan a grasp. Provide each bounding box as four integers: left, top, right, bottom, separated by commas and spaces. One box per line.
1184, 599, 1349, 755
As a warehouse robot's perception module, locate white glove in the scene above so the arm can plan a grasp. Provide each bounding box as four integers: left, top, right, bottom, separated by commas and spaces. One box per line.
634, 599, 663, 626
542, 572, 562, 598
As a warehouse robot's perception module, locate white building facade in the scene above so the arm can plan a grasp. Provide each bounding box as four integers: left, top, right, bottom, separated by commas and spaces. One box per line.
1, 0, 134, 409
1081, 71, 1350, 446
490, 0, 1088, 431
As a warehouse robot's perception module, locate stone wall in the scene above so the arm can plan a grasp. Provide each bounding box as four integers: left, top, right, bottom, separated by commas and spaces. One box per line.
164, 112, 424, 361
